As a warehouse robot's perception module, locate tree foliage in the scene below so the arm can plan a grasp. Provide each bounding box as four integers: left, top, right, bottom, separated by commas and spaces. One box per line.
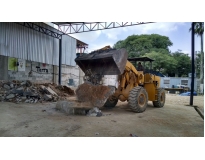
113, 33, 194, 77
172, 50, 191, 77
113, 34, 173, 57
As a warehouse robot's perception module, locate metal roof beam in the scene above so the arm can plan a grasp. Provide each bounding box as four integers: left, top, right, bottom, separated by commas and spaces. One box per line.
54, 22, 154, 34
16, 22, 63, 39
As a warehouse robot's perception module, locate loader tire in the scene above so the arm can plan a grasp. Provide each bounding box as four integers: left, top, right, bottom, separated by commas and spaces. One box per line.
152, 88, 166, 108
128, 86, 148, 113
103, 95, 118, 109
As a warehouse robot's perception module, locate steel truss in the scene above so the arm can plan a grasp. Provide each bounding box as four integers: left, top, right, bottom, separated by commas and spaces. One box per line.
16, 22, 63, 39
54, 22, 154, 34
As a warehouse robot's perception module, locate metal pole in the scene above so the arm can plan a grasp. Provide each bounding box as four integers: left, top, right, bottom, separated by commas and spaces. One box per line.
190, 22, 195, 105
58, 38, 62, 85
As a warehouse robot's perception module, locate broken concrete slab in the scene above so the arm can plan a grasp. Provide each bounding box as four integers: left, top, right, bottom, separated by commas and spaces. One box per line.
40, 85, 46, 90
3, 84, 10, 90
45, 87, 58, 96
10, 83, 14, 88
11, 87, 24, 95
6, 94, 15, 99
56, 101, 87, 115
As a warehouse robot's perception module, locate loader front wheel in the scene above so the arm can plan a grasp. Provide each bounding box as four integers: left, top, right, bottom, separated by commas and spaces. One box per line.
103, 95, 118, 109
128, 87, 148, 113
152, 88, 166, 108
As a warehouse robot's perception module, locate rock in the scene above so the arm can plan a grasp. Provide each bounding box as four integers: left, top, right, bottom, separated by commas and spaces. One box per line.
10, 83, 14, 88
0, 94, 2, 97
6, 94, 15, 99
25, 99, 30, 103
87, 107, 102, 117
23, 91, 33, 97
26, 80, 32, 87
21, 96, 27, 100
3, 84, 10, 90
20, 81, 27, 86
34, 99, 38, 103
11, 87, 24, 95
44, 94, 52, 101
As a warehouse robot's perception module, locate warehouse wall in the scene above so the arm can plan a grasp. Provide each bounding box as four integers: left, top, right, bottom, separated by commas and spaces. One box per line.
0, 22, 76, 66
6, 59, 82, 86
8, 60, 53, 83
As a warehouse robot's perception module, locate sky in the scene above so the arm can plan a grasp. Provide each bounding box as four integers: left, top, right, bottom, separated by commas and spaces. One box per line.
68, 22, 202, 56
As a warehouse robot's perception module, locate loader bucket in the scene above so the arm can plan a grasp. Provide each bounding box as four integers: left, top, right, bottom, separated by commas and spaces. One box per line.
75, 48, 128, 75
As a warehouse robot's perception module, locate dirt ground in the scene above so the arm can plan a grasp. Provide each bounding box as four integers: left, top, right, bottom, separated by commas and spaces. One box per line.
0, 93, 204, 137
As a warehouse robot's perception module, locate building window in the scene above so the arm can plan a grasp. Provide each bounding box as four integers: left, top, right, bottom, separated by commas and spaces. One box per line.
181, 80, 188, 85
164, 79, 170, 84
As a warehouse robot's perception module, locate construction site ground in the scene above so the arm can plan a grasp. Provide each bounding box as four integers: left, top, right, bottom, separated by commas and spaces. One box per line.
0, 93, 204, 137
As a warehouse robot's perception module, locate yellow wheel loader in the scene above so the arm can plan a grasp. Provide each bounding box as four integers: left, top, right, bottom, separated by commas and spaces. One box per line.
75, 47, 166, 113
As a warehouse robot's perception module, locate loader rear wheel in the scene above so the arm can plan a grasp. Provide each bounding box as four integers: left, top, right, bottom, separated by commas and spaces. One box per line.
103, 95, 118, 109
152, 88, 166, 108
128, 86, 148, 113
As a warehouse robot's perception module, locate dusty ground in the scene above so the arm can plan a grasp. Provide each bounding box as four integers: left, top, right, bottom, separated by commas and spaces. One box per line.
0, 94, 204, 137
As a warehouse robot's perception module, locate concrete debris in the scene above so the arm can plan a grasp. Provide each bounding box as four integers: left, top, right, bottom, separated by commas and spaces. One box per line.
45, 87, 58, 96
0, 80, 75, 104
10, 83, 14, 88
75, 82, 115, 108
56, 101, 103, 117
86, 107, 102, 117
3, 84, 10, 90
6, 94, 15, 99
56, 101, 87, 115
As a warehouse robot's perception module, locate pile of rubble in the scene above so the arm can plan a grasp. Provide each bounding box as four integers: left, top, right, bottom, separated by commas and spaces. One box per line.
0, 80, 75, 104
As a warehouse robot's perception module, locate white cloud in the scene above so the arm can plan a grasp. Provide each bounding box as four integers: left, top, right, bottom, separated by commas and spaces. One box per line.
69, 30, 102, 44
102, 27, 126, 40
66, 22, 188, 53
128, 22, 185, 34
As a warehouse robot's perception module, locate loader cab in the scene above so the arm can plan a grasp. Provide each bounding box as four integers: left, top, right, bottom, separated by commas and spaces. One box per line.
128, 56, 154, 74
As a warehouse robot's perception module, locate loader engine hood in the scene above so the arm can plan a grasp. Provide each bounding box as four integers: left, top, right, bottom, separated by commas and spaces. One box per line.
75, 48, 128, 75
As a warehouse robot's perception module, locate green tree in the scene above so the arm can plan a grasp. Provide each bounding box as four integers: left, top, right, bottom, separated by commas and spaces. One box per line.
144, 51, 177, 76
113, 34, 173, 58
195, 51, 202, 78
172, 50, 191, 77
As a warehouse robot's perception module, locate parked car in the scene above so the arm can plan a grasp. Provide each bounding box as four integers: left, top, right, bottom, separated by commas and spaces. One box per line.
179, 91, 197, 96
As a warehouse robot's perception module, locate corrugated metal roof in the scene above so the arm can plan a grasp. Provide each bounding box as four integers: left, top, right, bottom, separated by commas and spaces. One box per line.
0, 22, 77, 66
